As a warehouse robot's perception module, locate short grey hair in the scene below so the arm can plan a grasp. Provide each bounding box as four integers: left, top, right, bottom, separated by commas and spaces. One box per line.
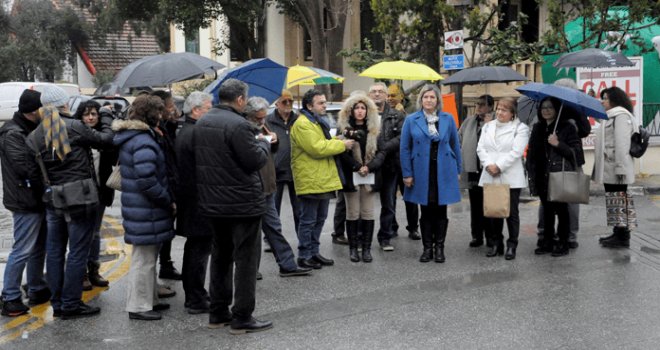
554, 78, 578, 90
244, 96, 270, 117
416, 84, 442, 111
183, 91, 213, 114
218, 78, 249, 104
369, 82, 387, 93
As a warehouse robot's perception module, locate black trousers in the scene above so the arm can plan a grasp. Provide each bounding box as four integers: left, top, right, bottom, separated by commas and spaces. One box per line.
209, 216, 261, 321
158, 239, 172, 265
468, 185, 487, 242
397, 176, 420, 232
333, 191, 346, 235
539, 194, 570, 245
489, 188, 521, 247
420, 204, 447, 240
182, 235, 212, 308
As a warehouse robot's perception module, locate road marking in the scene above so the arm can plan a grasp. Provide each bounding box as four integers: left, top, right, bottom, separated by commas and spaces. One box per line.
0, 216, 130, 345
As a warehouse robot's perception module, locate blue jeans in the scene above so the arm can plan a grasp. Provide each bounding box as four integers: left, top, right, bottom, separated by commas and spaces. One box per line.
297, 197, 329, 260
262, 194, 297, 271
46, 209, 95, 311
378, 170, 398, 243
275, 181, 300, 234
1, 211, 48, 301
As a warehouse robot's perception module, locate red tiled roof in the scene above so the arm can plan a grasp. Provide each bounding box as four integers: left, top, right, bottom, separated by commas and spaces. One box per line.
52, 0, 162, 75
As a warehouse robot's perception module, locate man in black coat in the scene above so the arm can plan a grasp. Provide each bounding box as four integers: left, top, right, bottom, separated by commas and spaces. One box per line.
193, 79, 272, 334
175, 91, 214, 314
0, 90, 50, 317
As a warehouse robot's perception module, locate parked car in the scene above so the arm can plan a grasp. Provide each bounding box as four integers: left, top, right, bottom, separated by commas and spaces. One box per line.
0, 82, 81, 121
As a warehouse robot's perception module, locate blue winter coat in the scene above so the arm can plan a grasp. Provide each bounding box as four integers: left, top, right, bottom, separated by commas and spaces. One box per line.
112, 119, 174, 245
400, 110, 462, 205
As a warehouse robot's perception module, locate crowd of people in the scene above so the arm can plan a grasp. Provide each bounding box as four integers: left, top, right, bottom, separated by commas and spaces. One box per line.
0, 77, 640, 335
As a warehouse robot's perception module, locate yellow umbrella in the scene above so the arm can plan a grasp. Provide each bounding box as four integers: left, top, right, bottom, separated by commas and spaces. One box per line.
286, 65, 344, 89
359, 60, 443, 81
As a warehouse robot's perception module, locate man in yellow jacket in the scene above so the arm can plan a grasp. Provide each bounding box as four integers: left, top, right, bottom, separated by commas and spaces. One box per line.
290, 89, 354, 269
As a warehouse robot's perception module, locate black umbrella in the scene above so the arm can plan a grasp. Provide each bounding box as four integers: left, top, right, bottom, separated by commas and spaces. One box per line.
113, 52, 225, 89
441, 66, 529, 85
553, 48, 634, 68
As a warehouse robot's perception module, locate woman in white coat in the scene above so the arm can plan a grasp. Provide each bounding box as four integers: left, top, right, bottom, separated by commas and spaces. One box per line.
592, 86, 637, 248
477, 97, 529, 260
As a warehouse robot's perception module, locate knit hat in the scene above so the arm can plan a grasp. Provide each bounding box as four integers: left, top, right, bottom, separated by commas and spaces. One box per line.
18, 89, 42, 114
40, 85, 69, 107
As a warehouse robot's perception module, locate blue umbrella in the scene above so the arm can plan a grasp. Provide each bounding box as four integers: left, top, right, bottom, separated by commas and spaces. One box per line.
515, 82, 607, 120
204, 58, 287, 105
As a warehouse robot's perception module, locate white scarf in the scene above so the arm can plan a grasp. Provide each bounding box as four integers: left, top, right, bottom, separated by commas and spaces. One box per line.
424, 110, 439, 136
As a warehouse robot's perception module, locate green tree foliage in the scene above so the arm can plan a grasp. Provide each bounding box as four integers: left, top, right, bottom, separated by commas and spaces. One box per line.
541, 0, 660, 54
0, 0, 88, 82
361, 0, 542, 71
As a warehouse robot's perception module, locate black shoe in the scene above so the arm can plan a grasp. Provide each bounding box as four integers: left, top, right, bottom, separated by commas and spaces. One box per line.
469, 239, 484, 248
332, 235, 348, 245
229, 317, 273, 335
601, 238, 630, 248
486, 244, 504, 257
208, 312, 232, 328
568, 241, 579, 249
312, 254, 334, 266
28, 288, 52, 306
599, 233, 616, 242
152, 303, 170, 311
129, 310, 161, 321
408, 230, 421, 240
551, 244, 569, 257
187, 301, 210, 315
159, 263, 182, 280
419, 248, 433, 263
82, 274, 93, 291
297, 258, 322, 269
263, 241, 273, 253
88, 261, 109, 287
256, 271, 263, 280
1, 298, 29, 317
349, 248, 360, 262
61, 303, 100, 320
362, 248, 373, 263
279, 267, 312, 277
505, 247, 516, 260
52, 308, 61, 318
534, 244, 554, 255
157, 285, 176, 298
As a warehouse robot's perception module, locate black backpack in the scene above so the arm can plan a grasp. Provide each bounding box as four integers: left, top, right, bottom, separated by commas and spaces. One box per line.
629, 125, 650, 158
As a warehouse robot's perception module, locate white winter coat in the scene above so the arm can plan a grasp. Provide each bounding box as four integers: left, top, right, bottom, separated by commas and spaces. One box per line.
477, 119, 530, 189
592, 106, 636, 185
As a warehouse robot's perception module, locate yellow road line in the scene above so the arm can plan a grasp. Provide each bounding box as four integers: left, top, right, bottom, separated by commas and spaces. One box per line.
0, 216, 130, 345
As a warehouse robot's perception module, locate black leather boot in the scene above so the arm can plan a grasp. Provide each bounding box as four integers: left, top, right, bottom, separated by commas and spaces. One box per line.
434, 219, 448, 263
88, 261, 109, 287
505, 243, 517, 260
486, 241, 504, 257
361, 220, 374, 263
346, 220, 360, 262
419, 218, 433, 263
601, 227, 630, 248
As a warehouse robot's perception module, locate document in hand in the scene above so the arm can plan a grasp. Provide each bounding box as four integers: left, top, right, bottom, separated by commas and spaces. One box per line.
352, 172, 375, 186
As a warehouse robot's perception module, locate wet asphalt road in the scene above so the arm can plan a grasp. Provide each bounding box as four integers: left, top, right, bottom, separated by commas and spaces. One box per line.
2, 192, 660, 349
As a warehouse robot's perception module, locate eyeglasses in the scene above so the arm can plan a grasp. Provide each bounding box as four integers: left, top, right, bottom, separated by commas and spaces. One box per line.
280, 99, 293, 105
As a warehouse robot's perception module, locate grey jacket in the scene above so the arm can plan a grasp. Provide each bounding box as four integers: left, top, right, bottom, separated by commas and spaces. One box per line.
592, 106, 636, 185
266, 110, 297, 183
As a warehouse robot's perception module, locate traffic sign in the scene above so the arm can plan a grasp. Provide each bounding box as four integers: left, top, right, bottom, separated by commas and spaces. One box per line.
443, 54, 464, 71
444, 30, 464, 50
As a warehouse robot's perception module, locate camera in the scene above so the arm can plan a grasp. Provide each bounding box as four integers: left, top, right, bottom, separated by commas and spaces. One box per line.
342, 126, 365, 141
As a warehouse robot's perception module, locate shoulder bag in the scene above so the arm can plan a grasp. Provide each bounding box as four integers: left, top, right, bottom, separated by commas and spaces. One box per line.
548, 154, 590, 204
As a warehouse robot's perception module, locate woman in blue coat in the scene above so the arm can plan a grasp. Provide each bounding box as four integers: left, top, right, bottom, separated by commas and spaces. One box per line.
112, 95, 175, 321
400, 84, 462, 263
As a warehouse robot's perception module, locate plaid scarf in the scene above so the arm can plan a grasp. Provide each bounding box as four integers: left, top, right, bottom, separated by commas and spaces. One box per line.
40, 106, 71, 160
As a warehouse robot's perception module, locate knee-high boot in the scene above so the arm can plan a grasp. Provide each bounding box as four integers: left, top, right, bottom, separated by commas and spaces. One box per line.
435, 219, 448, 263
361, 220, 374, 263
419, 218, 433, 263
346, 220, 360, 262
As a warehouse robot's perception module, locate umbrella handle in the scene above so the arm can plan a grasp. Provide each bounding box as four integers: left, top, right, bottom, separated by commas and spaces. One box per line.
552, 103, 564, 135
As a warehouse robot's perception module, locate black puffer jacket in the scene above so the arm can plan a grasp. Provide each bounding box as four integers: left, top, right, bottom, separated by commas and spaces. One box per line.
0, 112, 43, 212
526, 119, 583, 197
266, 110, 297, 182
26, 111, 114, 186
378, 104, 405, 173
193, 105, 269, 218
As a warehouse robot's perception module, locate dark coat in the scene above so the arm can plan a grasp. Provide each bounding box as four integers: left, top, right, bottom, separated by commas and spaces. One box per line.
266, 110, 297, 183
174, 116, 212, 237
27, 112, 114, 187
193, 105, 269, 218
0, 112, 43, 212
526, 119, 583, 197
378, 104, 405, 173
113, 119, 174, 245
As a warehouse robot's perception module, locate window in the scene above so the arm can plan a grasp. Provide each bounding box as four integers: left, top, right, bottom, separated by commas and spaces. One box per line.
360, 1, 385, 52
185, 30, 200, 54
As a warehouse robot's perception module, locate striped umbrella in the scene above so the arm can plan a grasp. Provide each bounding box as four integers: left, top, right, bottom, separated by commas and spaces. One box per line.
286, 65, 344, 88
